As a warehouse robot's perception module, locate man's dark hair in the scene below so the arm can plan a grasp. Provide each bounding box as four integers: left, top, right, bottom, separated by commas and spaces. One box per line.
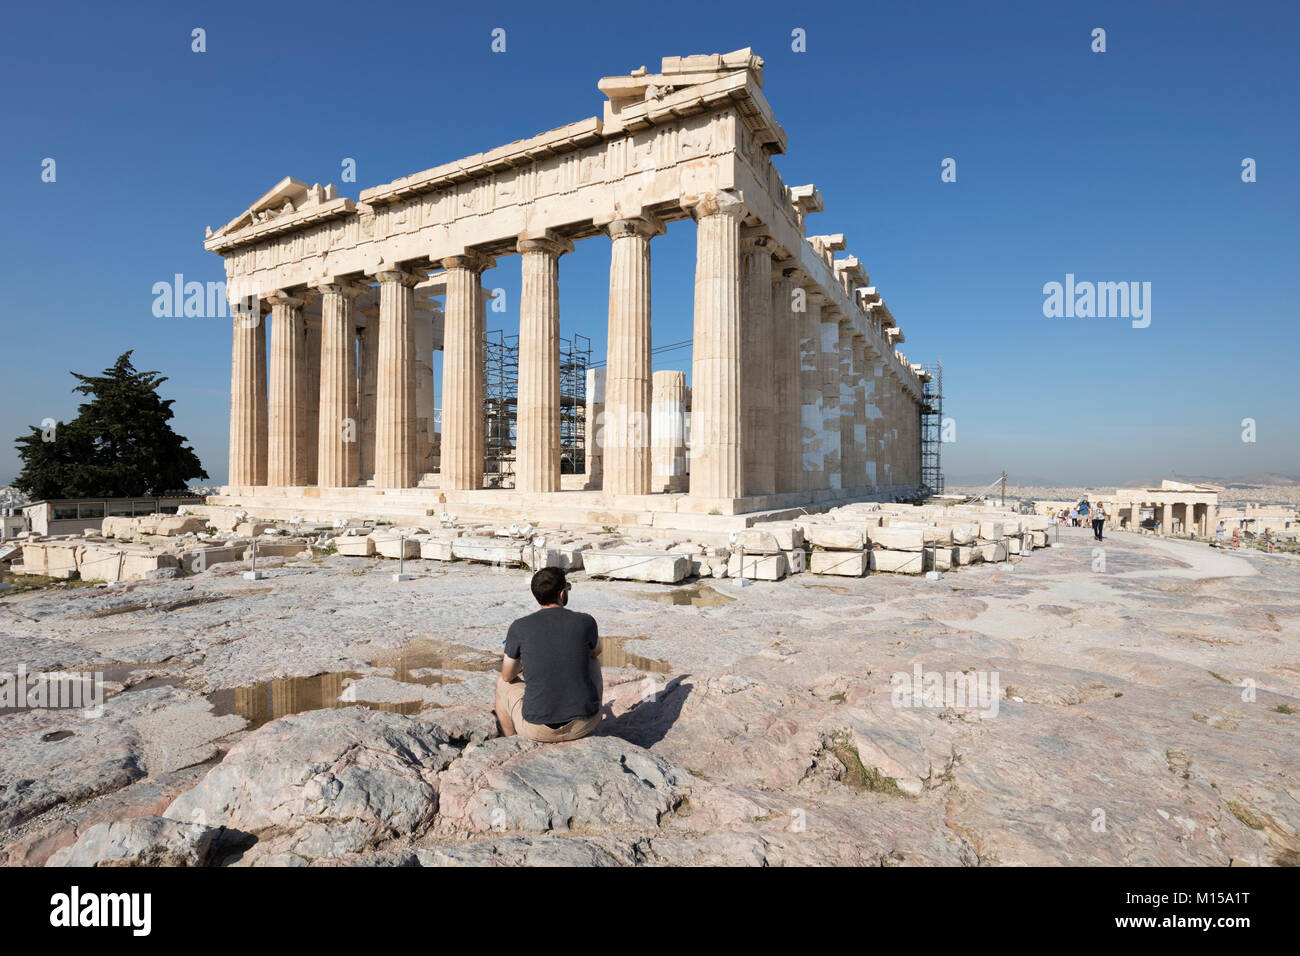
530, 567, 567, 605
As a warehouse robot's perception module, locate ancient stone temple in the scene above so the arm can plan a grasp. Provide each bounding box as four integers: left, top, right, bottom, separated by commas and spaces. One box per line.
205, 49, 931, 528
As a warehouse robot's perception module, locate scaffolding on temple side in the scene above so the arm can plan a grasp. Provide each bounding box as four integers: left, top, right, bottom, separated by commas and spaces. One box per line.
481, 329, 590, 485
483, 330, 518, 486
920, 360, 944, 496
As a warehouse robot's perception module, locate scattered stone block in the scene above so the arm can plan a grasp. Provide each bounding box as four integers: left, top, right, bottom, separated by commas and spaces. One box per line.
726, 552, 788, 581
452, 537, 525, 565
418, 538, 455, 561
374, 536, 419, 559
870, 549, 926, 574
736, 524, 804, 552
809, 550, 868, 577
805, 525, 866, 551
870, 527, 927, 551
975, 542, 1008, 562
785, 548, 806, 574
335, 536, 376, 557
582, 549, 689, 584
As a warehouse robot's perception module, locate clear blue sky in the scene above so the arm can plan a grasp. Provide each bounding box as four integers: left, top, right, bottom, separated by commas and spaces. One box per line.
2, 0, 1297, 487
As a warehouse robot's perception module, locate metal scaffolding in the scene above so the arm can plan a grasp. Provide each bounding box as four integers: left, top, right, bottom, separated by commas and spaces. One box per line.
920, 360, 943, 496
560, 333, 590, 474
483, 329, 518, 486
481, 329, 591, 484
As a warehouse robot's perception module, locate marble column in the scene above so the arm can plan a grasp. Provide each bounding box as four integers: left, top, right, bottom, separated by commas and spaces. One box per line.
850, 336, 868, 490
800, 288, 826, 491
303, 313, 321, 485
357, 305, 378, 481
741, 234, 775, 497
440, 255, 490, 491
413, 301, 437, 475
686, 191, 747, 500
1160, 502, 1172, 533
585, 367, 605, 488
820, 307, 842, 491
651, 369, 688, 492
267, 290, 308, 486
604, 217, 660, 497
372, 268, 420, 489
516, 234, 572, 494
867, 354, 882, 488
228, 303, 267, 486
838, 324, 857, 490
772, 268, 802, 494
313, 281, 362, 488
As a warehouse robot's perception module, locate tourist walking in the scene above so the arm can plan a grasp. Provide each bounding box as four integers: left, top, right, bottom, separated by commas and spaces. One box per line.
494, 567, 604, 742
1215, 521, 1226, 547
1092, 504, 1106, 541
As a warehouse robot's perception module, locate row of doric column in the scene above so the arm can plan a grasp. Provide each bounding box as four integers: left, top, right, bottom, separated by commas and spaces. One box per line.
1123, 499, 1216, 535
228, 190, 925, 500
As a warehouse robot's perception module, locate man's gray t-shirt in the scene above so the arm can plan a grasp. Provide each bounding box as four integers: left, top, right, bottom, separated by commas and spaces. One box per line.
503, 607, 600, 726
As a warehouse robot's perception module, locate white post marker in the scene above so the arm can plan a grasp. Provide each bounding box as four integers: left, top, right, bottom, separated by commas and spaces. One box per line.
392, 534, 412, 582
244, 538, 266, 580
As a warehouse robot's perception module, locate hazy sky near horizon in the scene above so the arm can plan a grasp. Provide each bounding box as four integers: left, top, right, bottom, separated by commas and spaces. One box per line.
1, 0, 1297, 488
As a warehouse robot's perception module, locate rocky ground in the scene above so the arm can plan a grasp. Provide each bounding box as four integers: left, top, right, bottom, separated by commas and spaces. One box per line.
1, 525, 1297, 866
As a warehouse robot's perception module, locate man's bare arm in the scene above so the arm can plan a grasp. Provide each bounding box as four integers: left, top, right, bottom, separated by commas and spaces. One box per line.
590, 635, 603, 660
502, 655, 522, 682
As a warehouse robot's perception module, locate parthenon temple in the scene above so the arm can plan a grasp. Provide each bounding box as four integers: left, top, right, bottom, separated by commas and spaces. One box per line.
205, 49, 934, 528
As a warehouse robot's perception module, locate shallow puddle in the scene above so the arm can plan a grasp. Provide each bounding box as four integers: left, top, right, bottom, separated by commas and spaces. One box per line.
601, 637, 672, 673
366, 640, 500, 678
208, 672, 423, 732
632, 584, 736, 607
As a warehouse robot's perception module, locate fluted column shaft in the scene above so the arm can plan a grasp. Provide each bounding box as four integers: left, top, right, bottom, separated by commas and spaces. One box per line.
651, 370, 688, 492
229, 304, 267, 486
440, 256, 488, 490
821, 308, 843, 491
741, 235, 775, 497
315, 282, 362, 488
840, 329, 860, 489
516, 235, 571, 494
772, 270, 801, 493
373, 269, 420, 488
800, 289, 826, 491
687, 192, 747, 499
267, 291, 307, 486
867, 354, 882, 488
358, 310, 378, 479
303, 315, 320, 485
604, 218, 660, 496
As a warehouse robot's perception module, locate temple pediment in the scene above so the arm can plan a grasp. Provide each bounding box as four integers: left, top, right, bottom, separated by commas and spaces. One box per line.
206, 177, 343, 241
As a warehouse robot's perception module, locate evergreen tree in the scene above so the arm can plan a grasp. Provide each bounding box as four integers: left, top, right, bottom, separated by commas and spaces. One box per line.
13, 352, 207, 499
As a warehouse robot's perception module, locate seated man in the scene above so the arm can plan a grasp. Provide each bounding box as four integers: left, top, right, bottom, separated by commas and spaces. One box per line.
494, 567, 603, 742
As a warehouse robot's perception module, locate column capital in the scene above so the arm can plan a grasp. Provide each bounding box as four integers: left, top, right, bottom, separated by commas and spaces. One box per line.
517, 231, 574, 257
683, 189, 747, 223
606, 215, 665, 241
369, 267, 422, 287
440, 252, 494, 274
266, 290, 305, 309
740, 225, 776, 252
310, 278, 367, 298
805, 287, 829, 305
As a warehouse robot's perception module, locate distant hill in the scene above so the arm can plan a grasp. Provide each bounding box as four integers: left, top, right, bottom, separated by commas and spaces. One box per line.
1117, 473, 1300, 489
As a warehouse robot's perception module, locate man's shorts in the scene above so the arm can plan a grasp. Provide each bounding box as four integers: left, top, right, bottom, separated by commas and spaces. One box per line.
497, 659, 602, 743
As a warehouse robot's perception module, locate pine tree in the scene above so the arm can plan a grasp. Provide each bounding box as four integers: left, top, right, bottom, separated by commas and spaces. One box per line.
13, 352, 207, 499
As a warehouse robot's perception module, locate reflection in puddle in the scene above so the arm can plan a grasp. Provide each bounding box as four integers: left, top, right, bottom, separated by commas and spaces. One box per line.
208, 672, 422, 732
601, 637, 671, 673
632, 584, 735, 607
366, 640, 500, 679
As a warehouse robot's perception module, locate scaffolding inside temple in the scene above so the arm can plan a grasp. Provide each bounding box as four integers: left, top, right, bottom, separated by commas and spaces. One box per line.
560, 333, 590, 474
481, 329, 590, 485
483, 330, 518, 486
920, 360, 944, 496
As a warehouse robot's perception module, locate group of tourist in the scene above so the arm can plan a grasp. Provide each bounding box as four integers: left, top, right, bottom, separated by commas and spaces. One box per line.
1050, 499, 1109, 541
